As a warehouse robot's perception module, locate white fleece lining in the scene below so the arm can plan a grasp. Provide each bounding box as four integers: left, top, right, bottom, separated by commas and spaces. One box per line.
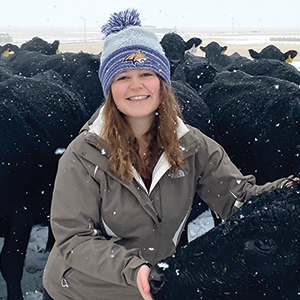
88, 107, 104, 135
149, 152, 170, 194
132, 167, 148, 192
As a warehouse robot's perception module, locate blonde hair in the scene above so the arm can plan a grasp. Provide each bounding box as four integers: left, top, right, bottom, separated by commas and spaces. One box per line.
100, 78, 184, 182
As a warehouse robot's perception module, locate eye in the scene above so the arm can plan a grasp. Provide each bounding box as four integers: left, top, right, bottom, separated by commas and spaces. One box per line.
115, 75, 128, 81
245, 239, 275, 255
254, 240, 271, 252
141, 72, 155, 77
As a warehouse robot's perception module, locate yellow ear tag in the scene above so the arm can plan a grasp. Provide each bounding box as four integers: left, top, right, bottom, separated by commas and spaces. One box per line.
56, 48, 60, 54
3, 49, 10, 57
285, 54, 293, 63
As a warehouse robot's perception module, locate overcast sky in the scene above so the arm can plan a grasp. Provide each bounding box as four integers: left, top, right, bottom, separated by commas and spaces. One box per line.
1, 0, 300, 30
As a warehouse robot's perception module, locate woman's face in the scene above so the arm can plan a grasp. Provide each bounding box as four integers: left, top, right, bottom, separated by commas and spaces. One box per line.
111, 69, 160, 123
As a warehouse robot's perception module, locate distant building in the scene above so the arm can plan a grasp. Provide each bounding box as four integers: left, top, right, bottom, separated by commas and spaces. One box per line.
0, 33, 13, 44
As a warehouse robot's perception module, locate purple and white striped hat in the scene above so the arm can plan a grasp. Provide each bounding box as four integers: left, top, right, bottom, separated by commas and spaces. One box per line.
99, 9, 171, 98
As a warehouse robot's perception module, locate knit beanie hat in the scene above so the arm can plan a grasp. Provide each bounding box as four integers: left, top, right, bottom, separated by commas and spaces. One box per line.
99, 9, 171, 98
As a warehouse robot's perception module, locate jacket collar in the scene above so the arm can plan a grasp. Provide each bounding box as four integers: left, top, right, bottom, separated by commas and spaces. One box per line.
86, 107, 195, 194
88, 106, 189, 139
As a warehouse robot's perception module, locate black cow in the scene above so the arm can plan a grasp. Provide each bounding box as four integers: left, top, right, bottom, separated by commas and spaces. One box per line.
0, 44, 20, 58
160, 32, 202, 74
6, 51, 103, 115
150, 180, 300, 300
19, 36, 60, 55
249, 44, 298, 62
171, 80, 213, 137
0, 60, 13, 82
171, 52, 217, 91
0, 43, 104, 300
0, 70, 93, 300
199, 71, 300, 184
200, 41, 232, 68
228, 57, 300, 85
1, 37, 59, 58
226, 51, 252, 70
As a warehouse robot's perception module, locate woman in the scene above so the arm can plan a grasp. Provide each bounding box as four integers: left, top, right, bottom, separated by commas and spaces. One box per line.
43, 9, 297, 300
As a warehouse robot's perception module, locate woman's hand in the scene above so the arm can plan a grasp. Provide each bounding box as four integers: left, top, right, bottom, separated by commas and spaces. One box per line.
137, 264, 153, 300
285, 177, 299, 188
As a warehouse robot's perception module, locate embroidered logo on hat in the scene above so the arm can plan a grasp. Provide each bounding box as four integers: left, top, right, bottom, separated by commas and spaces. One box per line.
124, 50, 147, 65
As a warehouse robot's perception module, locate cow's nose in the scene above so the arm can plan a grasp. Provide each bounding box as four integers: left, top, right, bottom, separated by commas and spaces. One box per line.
170, 59, 181, 66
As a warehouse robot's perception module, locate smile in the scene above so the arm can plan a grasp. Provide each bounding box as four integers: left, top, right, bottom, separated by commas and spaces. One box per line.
127, 95, 149, 100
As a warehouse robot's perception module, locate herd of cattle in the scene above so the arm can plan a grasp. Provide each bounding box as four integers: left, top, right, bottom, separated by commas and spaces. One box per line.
0, 34, 299, 299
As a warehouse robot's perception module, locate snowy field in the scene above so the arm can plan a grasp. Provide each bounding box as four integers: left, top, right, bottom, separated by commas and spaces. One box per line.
3, 26, 300, 62
0, 212, 215, 300
0, 226, 49, 300
292, 60, 300, 70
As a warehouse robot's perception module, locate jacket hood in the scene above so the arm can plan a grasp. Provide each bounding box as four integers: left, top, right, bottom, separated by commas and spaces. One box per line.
88, 106, 190, 139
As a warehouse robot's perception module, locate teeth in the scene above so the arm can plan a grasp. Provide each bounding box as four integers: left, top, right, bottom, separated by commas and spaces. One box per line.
129, 95, 148, 100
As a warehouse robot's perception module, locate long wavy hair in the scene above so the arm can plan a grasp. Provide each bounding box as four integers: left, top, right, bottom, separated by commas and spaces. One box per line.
100, 77, 184, 182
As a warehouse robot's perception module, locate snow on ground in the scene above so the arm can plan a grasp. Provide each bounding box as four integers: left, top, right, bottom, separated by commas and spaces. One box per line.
292, 60, 300, 71
0, 225, 49, 300
188, 209, 215, 242
0, 211, 214, 300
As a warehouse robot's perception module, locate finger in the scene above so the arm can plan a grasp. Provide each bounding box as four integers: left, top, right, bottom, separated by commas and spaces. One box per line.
285, 177, 300, 187
142, 279, 151, 294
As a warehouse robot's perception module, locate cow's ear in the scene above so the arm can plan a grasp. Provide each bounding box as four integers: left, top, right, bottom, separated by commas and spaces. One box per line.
185, 37, 202, 51
283, 50, 298, 62
200, 45, 206, 52
249, 49, 260, 59
221, 46, 228, 53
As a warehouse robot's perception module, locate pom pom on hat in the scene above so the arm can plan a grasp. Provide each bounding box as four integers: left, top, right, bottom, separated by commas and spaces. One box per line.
102, 8, 141, 37
99, 8, 171, 98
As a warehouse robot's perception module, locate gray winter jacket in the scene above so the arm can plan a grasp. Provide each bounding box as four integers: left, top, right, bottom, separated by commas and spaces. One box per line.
43, 108, 289, 299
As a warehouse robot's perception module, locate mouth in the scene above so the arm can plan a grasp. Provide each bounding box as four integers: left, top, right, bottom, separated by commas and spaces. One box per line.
127, 95, 149, 101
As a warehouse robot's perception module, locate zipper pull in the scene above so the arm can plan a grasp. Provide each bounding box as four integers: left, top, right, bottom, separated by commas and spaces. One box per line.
61, 278, 69, 288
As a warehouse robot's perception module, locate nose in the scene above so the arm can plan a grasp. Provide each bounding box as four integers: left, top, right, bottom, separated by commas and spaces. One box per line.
129, 76, 143, 90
